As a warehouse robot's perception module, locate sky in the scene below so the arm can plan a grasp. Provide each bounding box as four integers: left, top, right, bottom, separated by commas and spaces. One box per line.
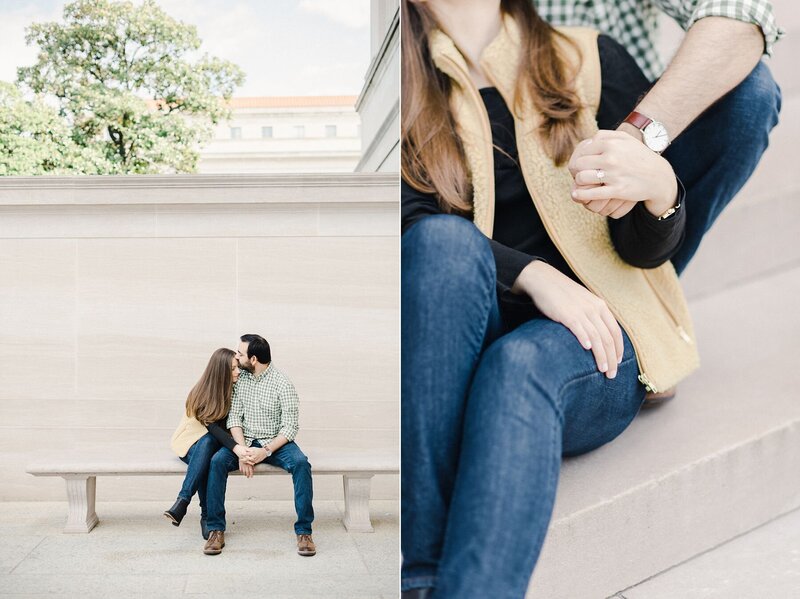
0, 0, 372, 97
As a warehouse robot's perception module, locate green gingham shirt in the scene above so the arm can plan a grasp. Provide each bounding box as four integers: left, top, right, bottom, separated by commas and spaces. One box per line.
226, 364, 300, 447
536, 0, 783, 81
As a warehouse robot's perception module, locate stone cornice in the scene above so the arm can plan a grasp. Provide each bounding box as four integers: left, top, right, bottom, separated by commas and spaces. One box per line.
0, 173, 398, 206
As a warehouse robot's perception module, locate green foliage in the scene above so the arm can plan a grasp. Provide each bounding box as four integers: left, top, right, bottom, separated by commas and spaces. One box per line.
0, 81, 108, 175
8, 0, 245, 174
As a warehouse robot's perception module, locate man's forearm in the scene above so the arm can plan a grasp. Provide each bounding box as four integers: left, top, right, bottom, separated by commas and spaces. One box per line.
230, 426, 247, 447
266, 434, 289, 453
625, 16, 764, 140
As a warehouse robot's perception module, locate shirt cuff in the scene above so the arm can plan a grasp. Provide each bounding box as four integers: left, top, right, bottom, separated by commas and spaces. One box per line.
688, 1, 784, 56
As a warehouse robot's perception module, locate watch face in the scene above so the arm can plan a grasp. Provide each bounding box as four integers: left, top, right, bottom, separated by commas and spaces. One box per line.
642, 121, 670, 153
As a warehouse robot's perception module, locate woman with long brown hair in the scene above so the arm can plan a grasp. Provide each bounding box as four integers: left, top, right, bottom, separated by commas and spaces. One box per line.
165, 348, 255, 538
401, 0, 698, 597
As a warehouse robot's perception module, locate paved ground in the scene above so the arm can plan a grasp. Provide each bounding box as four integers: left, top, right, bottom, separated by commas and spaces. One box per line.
613, 504, 800, 599
0, 499, 399, 598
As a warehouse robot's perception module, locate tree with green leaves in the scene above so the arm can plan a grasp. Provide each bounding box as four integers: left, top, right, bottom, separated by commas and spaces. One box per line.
13, 0, 244, 174
0, 81, 109, 175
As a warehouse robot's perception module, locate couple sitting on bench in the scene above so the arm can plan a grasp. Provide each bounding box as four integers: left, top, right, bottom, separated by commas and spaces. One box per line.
165, 333, 316, 557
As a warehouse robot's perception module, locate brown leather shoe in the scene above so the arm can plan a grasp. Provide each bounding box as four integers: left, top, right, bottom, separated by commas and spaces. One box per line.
203, 530, 225, 555
643, 386, 677, 408
297, 534, 316, 556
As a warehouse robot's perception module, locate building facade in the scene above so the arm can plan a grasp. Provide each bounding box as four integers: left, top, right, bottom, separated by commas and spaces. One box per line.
356, 0, 399, 172
198, 96, 361, 174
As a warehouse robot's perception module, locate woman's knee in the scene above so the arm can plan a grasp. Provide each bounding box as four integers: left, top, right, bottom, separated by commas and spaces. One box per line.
402, 215, 495, 290
195, 433, 218, 451
477, 329, 565, 423
209, 448, 234, 471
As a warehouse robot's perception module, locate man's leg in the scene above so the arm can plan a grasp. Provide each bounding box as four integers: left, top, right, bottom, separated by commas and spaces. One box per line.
266, 442, 315, 535
664, 61, 781, 274
205, 446, 239, 532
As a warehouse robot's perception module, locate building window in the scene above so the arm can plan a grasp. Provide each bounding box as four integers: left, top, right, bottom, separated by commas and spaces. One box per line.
261, 126, 273, 138
325, 125, 337, 138
230, 127, 242, 140
293, 125, 305, 138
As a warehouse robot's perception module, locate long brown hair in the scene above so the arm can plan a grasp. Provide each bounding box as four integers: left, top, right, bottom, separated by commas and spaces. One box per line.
401, 0, 583, 214
185, 348, 236, 424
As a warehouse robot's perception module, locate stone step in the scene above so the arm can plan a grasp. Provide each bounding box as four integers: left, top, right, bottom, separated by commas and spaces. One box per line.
617, 505, 800, 598
526, 264, 800, 599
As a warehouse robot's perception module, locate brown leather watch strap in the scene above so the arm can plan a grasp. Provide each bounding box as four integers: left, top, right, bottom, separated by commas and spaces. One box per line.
624, 111, 653, 131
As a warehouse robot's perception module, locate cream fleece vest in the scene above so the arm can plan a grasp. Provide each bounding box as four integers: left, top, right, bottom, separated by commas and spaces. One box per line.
170, 412, 208, 458
428, 16, 699, 392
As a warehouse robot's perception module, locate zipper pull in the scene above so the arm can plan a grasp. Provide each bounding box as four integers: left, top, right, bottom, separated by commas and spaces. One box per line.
638, 373, 658, 393
677, 326, 693, 344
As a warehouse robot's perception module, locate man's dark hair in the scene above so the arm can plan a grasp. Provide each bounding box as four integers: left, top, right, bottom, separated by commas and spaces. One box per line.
241, 334, 271, 364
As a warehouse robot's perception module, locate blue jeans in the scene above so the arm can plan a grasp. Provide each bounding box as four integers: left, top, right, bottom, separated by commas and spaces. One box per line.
178, 433, 220, 520
664, 61, 781, 274
401, 215, 646, 597
401, 63, 781, 596
205, 441, 315, 534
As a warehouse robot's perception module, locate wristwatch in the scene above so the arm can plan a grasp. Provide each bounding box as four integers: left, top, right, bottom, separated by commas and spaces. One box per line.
263, 446, 273, 457
623, 111, 670, 153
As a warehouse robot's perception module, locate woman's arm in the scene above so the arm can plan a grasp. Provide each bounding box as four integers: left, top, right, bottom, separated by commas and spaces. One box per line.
207, 419, 255, 465
206, 420, 238, 452
403, 180, 622, 377
402, 178, 543, 294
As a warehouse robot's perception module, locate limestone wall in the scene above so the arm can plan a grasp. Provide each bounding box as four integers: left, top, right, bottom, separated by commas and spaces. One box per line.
0, 173, 399, 502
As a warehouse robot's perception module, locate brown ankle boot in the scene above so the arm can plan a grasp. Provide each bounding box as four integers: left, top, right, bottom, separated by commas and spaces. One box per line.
643, 386, 677, 407
297, 534, 316, 556
204, 530, 225, 555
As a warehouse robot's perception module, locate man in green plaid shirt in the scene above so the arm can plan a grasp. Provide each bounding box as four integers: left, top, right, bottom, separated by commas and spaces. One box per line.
204, 334, 316, 557
536, 0, 782, 81
540, 0, 782, 268
539, 0, 782, 402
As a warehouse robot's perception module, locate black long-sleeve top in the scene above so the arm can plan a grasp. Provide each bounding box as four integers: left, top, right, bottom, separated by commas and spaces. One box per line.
402, 35, 686, 315
206, 419, 238, 452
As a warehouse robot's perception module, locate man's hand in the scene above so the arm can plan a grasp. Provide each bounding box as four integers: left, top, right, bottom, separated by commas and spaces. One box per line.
233, 444, 257, 464
250, 447, 270, 465
239, 460, 255, 478
568, 130, 677, 218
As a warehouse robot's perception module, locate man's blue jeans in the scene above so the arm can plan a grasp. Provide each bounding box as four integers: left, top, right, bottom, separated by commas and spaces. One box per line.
400, 63, 781, 598
205, 441, 314, 535
178, 433, 220, 520
664, 61, 781, 274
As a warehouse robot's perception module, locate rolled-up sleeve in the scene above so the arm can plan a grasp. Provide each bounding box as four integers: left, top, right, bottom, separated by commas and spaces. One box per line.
226, 385, 244, 430
655, 0, 783, 55
278, 381, 300, 442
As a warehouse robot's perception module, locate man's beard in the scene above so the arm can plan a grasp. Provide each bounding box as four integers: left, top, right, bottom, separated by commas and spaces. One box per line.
239, 359, 255, 373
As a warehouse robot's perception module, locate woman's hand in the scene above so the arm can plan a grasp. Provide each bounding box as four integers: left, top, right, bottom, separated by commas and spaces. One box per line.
233, 444, 256, 464
513, 260, 624, 378
568, 130, 677, 219
239, 460, 255, 478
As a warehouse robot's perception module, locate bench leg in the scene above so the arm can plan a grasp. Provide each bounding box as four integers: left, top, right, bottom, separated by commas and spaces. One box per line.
63, 475, 99, 533
342, 474, 374, 533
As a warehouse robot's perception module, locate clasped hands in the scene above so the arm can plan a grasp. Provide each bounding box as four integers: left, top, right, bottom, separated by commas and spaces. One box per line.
567, 129, 677, 219
233, 444, 270, 479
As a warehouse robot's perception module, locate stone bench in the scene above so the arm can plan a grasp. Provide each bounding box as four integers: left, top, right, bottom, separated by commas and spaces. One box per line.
26, 448, 397, 535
